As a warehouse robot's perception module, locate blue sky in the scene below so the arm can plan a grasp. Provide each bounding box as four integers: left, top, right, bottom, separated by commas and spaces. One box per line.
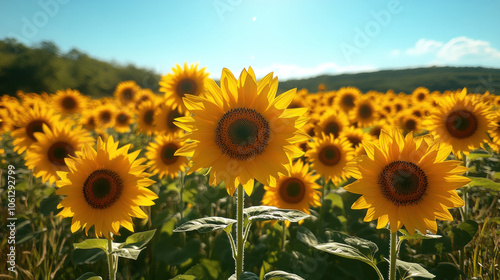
1, 0, 499, 80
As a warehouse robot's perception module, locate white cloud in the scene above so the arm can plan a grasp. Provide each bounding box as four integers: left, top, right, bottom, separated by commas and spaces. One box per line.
253, 62, 377, 80
436, 36, 500, 62
401, 36, 500, 64
405, 38, 443, 55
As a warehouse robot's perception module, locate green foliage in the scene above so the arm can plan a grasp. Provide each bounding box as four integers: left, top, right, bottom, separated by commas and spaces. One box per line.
278, 66, 500, 94
0, 38, 160, 97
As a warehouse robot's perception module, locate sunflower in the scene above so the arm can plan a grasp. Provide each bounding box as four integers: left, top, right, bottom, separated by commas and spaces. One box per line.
306, 133, 354, 184
114, 109, 134, 133
114, 81, 140, 106
159, 63, 209, 113
315, 110, 349, 138
56, 136, 158, 238
136, 100, 158, 136
175, 68, 309, 195
486, 111, 500, 153
154, 103, 187, 136
0, 110, 13, 134
340, 126, 375, 156
343, 128, 469, 234
335, 87, 361, 112
95, 104, 115, 129
412, 87, 430, 104
424, 88, 495, 158
25, 123, 94, 185
12, 103, 62, 154
134, 88, 155, 110
397, 113, 422, 135
80, 113, 97, 131
262, 160, 321, 224
349, 95, 379, 127
53, 89, 87, 115
145, 134, 189, 179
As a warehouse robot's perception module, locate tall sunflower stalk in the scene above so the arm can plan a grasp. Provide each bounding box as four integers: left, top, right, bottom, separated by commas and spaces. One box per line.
174, 67, 308, 279
343, 128, 471, 280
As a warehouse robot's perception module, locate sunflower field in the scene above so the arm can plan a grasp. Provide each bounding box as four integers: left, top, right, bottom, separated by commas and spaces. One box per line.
0, 64, 499, 280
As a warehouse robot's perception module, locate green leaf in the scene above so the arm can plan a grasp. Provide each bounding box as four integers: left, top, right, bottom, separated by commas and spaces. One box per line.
395, 259, 435, 279
120, 229, 156, 249
323, 230, 379, 260
173, 217, 236, 233
296, 227, 319, 247
72, 248, 105, 265
264, 270, 305, 280
229, 271, 260, 280
244, 206, 309, 222
74, 239, 108, 252
451, 220, 479, 250
325, 192, 344, 211
311, 242, 383, 279
76, 272, 103, 280
170, 276, 197, 280
313, 242, 371, 263
467, 151, 491, 160
468, 177, 500, 191
111, 247, 143, 260
398, 229, 441, 241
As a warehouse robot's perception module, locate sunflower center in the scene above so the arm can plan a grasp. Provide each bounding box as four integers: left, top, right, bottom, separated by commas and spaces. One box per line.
325, 121, 340, 137
176, 78, 197, 97
86, 116, 96, 129
167, 109, 182, 131
215, 108, 270, 161
404, 119, 417, 131
47, 141, 75, 166
122, 88, 134, 101
161, 143, 179, 165
341, 95, 355, 108
62, 96, 77, 110
83, 169, 124, 209
445, 110, 478, 139
319, 145, 341, 166
279, 178, 306, 204
359, 104, 373, 119
395, 104, 403, 112
116, 113, 129, 125
347, 136, 362, 148
99, 111, 112, 124
144, 109, 155, 126
379, 161, 427, 206
26, 120, 49, 141
417, 93, 426, 101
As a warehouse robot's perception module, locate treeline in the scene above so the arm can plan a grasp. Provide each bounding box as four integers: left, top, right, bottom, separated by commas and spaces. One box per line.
1, 38, 499, 97
279, 66, 500, 94
0, 38, 161, 97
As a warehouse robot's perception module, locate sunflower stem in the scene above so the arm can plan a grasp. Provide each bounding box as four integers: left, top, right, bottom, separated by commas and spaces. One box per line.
236, 185, 244, 279
107, 235, 116, 280
179, 171, 185, 221
281, 220, 286, 252
317, 177, 326, 235
389, 231, 398, 280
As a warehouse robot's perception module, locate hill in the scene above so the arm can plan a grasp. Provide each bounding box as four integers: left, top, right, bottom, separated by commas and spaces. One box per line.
1, 38, 499, 97
0, 38, 161, 97
278, 66, 500, 94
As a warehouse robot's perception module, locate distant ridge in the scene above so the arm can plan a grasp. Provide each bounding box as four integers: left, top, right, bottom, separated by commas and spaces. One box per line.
277, 66, 500, 95
1, 39, 499, 97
